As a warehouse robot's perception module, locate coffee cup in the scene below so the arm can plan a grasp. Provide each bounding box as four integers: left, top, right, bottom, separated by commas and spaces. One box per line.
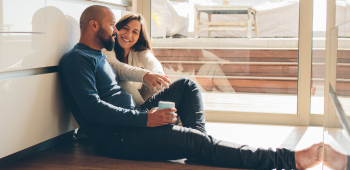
158, 101, 176, 119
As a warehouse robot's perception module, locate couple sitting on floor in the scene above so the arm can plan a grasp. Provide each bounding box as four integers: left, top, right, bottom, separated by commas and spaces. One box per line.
59, 5, 349, 170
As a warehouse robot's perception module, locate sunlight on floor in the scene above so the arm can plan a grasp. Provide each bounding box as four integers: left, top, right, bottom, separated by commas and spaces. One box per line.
205, 122, 325, 170
206, 122, 295, 149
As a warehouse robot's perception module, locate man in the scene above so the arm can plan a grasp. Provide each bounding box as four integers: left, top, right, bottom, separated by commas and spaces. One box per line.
59, 5, 323, 169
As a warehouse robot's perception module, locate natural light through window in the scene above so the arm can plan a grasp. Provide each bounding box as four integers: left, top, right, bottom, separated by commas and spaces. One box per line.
151, 0, 300, 114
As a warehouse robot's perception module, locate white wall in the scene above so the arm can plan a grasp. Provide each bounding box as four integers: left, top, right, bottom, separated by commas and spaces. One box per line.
0, 0, 130, 159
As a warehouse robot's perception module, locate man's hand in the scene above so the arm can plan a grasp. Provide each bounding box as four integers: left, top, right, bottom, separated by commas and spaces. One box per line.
147, 107, 177, 127
143, 72, 172, 93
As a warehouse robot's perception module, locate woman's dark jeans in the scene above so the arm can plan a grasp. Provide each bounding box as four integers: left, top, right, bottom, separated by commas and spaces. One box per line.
97, 78, 296, 169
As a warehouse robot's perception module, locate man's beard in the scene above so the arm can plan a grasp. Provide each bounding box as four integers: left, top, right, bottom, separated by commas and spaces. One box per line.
97, 27, 115, 51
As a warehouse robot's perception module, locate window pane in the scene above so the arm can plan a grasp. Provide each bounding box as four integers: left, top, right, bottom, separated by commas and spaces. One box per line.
323, 21, 350, 170
151, 0, 299, 114
336, 23, 350, 115
312, 0, 350, 114
311, 0, 327, 114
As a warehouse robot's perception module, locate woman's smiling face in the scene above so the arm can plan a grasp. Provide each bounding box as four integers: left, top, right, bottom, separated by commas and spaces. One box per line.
116, 19, 141, 51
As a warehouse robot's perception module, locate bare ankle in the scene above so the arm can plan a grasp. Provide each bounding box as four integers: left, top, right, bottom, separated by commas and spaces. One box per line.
295, 143, 323, 170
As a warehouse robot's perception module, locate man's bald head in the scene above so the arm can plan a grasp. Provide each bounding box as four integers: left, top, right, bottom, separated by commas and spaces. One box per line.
80, 5, 111, 32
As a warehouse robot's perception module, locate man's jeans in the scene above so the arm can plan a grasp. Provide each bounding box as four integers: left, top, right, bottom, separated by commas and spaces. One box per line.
97, 78, 296, 169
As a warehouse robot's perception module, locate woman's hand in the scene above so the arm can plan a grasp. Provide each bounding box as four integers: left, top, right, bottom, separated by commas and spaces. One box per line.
143, 72, 172, 93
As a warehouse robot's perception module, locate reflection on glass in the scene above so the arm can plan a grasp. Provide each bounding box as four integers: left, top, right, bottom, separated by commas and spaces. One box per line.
324, 21, 350, 170
323, 136, 349, 170
151, 0, 300, 114
335, 0, 350, 27
0, 5, 79, 72
161, 49, 234, 93
333, 0, 350, 115
335, 22, 350, 118
0, 80, 12, 100
313, 0, 350, 114
2, 0, 45, 32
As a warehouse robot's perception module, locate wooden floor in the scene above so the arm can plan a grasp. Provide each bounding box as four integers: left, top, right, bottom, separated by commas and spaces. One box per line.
2, 122, 328, 170
2, 139, 237, 170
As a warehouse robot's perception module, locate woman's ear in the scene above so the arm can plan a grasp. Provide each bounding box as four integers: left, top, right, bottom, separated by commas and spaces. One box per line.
89, 20, 99, 32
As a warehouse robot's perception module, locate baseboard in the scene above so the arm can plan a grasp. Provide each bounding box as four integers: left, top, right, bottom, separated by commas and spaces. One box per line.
0, 130, 75, 169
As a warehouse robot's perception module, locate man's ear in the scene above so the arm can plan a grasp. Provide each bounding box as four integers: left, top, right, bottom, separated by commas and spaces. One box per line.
89, 20, 99, 32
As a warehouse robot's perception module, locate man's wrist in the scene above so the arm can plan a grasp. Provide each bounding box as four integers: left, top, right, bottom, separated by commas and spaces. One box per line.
135, 111, 149, 127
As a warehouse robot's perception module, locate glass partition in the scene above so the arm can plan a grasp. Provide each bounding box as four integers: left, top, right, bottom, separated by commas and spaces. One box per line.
323, 21, 350, 170
151, 0, 300, 115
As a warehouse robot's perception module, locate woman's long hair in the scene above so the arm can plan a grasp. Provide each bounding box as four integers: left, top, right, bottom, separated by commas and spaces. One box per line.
114, 13, 152, 63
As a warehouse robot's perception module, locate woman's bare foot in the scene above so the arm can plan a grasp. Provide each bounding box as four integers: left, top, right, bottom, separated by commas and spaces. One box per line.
324, 144, 348, 170
295, 142, 323, 170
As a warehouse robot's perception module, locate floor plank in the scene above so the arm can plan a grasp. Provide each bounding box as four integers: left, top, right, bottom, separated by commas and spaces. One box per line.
2, 122, 327, 170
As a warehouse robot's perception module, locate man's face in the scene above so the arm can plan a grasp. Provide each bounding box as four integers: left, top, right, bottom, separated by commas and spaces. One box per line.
97, 10, 118, 51
97, 26, 115, 51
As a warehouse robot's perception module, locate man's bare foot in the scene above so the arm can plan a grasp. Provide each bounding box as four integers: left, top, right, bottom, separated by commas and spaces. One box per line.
295, 142, 323, 170
324, 144, 348, 170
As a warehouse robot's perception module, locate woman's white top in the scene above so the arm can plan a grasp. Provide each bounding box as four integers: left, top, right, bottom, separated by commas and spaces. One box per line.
103, 49, 165, 106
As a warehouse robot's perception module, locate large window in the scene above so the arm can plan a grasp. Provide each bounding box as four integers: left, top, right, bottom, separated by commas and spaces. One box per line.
145, 0, 332, 125
151, 0, 304, 125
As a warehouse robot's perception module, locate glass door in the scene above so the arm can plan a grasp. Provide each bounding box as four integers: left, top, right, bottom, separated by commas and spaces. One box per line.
149, 0, 311, 125
323, 21, 350, 170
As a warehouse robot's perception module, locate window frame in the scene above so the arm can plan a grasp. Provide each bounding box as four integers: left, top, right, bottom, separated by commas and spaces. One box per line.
139, 0, 340, 127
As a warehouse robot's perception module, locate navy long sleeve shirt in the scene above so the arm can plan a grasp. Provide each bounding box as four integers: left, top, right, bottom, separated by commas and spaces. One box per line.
59, 43, 148, 145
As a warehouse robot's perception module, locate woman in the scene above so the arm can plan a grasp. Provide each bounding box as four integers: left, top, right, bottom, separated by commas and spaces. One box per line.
103, 13, 164, 106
